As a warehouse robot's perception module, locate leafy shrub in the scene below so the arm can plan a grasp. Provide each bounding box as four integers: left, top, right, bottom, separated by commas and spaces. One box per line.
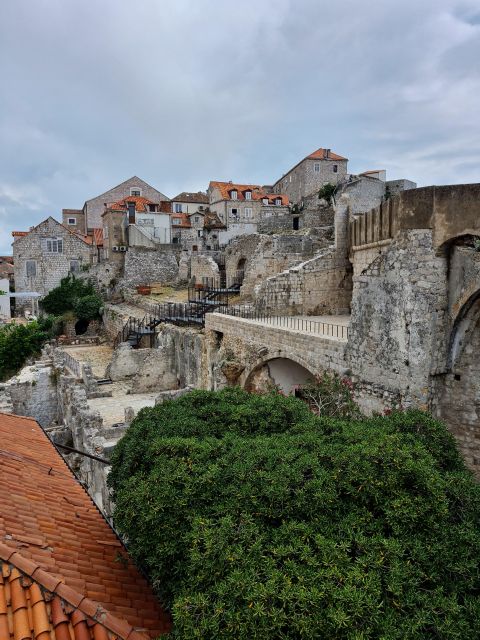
109, 389, 480, 639
0, 317, 55, 381
296, 372, 361, 419
318, 182, 337, 203
73, 293, 102, 320
41, 274, 100, 319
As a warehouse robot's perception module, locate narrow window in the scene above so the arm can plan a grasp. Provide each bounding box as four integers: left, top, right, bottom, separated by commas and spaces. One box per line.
130, 188, 141, 196
26, 260, 36, 277
127, 202, 136, 223
230, 190, 238, 200
174, 203, 183, 213
314, 163, 320, 172
194, 216, 200, 223
231, 208, 238, 219
244, 207, 252, 219
333, 164, 338, 173
197, 230, 202, 238
262, 198, 269, 205
245, 190, 252, 200
275, 198, 282, 206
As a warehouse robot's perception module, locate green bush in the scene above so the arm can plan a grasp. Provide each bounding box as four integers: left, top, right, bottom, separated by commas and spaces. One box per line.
41, 274, 100, 319
0, 318, 55, 381
109, 389, 480, 639
318, 182, 337, 203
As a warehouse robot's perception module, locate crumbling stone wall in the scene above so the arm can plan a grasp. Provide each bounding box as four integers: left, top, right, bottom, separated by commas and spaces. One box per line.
190, 254, 220, 284
107, 342, 178, 392
346, 229, 448, 414
254, 248, 352, 315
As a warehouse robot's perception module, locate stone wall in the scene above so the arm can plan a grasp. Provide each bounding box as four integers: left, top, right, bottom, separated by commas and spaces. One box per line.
13, 217, 94, 311
190, 254, 219, 284
273, 157, 348, 204
254, 248, 352, 315
346, 229, 448, 413
107, 342, 178, 392
123, 246, 180, 287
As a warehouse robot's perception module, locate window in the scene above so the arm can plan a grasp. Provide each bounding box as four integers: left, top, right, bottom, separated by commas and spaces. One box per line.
230, 190, 237, 200
275, 198, 282, 206
127, 202, 136, 223
26, 260, 36, 277
314, 163, 320, 172
289, 175, 292, 182
173, 219, 181, 225
104, 226, 109, 239
70, 260, 80, 273
197, 230, 202, 238
198, 205, 204, 211
67, 218, 76, 225
130, 188, 141, 196
194, 216, 200, 223
148, 204, 157, 212
43, 238, 63, 253
230, 208, 238, 219
262, 198, 269, 205
333, 164, 338, 173
244, 207, 252, 219
174, 203, 183, 213
245, 190, 252, 200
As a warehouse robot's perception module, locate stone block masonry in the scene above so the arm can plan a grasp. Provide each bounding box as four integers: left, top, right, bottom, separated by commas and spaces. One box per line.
123, 245, 180, 287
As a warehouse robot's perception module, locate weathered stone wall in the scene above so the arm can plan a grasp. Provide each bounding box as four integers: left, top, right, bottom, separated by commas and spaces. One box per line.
346, 229, 448, 413
254, 248, 352, 315
224, 234, 314, 296
339, 175, 386, 215
190, 254, 220, 284
107, 342, 178, 392
123, 246, 179, 287
273, 157, 348, 204
13, 217, 94, 311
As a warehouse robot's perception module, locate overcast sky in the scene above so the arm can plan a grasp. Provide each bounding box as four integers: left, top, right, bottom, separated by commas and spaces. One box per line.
1, 0, 479, 253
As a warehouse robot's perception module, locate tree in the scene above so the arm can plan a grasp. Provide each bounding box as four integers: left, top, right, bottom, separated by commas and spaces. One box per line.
318, 182, 337, 204
0, 317, 55, 381
41, 274, 101, 319
109, 389, 480, 639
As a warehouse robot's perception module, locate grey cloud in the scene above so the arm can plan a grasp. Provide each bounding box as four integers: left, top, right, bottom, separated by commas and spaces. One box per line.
0, 0, 479, 253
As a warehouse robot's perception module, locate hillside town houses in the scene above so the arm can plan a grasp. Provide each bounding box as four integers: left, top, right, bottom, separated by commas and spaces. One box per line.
7, 146, 416, 312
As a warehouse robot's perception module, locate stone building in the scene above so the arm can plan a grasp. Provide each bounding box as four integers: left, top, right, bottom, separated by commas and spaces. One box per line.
208, 181, 289, 243
63, 176, 170, 232
171, 191, 209, 214
272, 147, 348, 204
12, 217, 94, 311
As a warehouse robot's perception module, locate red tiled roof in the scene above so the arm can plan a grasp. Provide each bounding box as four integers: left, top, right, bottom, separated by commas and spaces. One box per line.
109, 196, 159, 212
209, 182, 289, 205
93, 228, 104, 247
307, 148, 348, 161
172, 192, 209, 204
11, 232, 28, 237
159, 201, 172, 213
0, 413, 171, 638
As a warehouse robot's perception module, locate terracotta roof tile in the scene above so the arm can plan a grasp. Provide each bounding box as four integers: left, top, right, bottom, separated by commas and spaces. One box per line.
0, 412, 171, 638
209, 181, 289, 205
307, 147, 348, 161
108, 196, 163, 213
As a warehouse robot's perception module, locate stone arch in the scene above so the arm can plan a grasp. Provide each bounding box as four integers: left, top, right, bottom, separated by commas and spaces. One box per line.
74, 318, 90, 335
243, 355, 316, 395
236, 257, 247, 286
439, 290, 480, 472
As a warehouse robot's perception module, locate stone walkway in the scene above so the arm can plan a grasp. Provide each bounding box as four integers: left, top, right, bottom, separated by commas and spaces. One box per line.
62, 345, 114, 378
88, 381, 157, 426
226, 314, 351, 341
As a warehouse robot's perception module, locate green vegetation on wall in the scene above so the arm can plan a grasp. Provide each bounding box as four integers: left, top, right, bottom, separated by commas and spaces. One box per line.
109, 388, 480, 639
41, 274, 102, 319
0, 317, 56, 381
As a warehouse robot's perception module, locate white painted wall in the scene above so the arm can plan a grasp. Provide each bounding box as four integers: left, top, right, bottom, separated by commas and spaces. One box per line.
0, 278, 11, 320
134, 212, 171, 244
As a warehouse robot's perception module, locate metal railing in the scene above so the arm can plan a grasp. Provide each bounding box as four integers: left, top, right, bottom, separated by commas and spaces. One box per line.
215, 305, 349, 340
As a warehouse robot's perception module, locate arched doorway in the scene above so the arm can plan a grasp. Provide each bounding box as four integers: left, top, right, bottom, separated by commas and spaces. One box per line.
236, 258, 246, 287
245, 357, 315, 395
439, 293, 480, 471
75, 318, 90, 335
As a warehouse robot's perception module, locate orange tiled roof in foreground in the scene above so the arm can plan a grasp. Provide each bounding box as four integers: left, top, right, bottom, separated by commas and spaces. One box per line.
209, 182, 289, 205
0, 412, 171, 639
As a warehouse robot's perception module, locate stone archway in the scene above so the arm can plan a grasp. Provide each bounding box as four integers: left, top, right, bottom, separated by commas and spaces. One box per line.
244, 357, 315, 395
236, 257, 247, 286
74, 318, 90, 335
439, 292, 480, 472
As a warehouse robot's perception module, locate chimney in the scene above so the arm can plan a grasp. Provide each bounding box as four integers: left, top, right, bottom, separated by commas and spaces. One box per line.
325, 149, 331, 159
